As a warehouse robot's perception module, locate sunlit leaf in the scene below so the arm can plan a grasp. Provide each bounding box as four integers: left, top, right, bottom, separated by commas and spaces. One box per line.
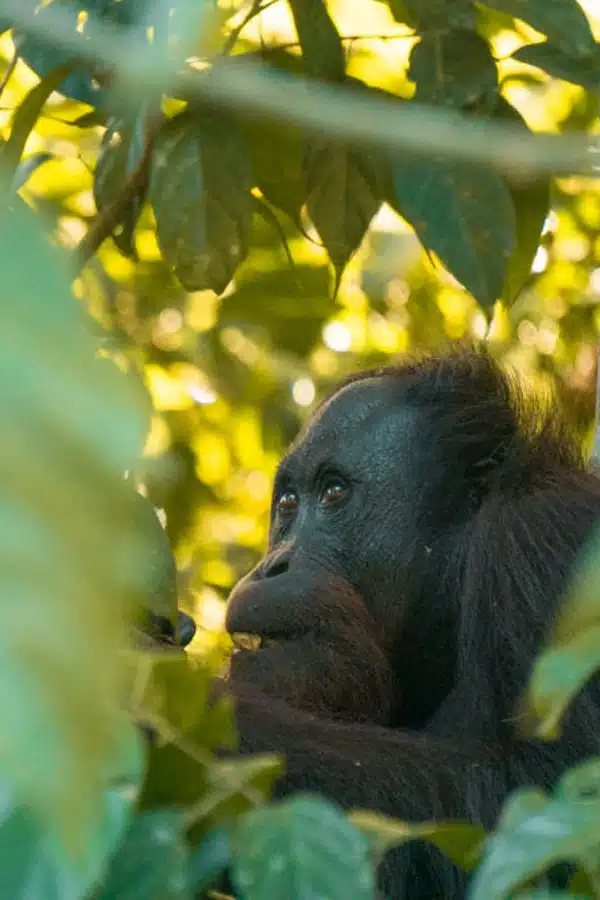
525, 524, 600, 739
233, 795, 375, 900
470, 774, 600, 900
409, 29, 498, 110
1, 62, 77, 176
349, 810, 485, 871
11, 152, 53, 192
150, 110, 253, 293
305, 139, 384, 286
390, 157, 516, 312
513, 42, 600, 90
478, 0, 596, 57
0, 180, 150, 853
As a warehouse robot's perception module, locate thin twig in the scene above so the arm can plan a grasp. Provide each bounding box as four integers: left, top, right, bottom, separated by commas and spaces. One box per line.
222, 0, 279, 56
0, 45, 19, 101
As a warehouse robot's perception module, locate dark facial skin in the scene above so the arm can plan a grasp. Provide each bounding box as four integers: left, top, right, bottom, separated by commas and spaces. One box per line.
225, 376, 448, 725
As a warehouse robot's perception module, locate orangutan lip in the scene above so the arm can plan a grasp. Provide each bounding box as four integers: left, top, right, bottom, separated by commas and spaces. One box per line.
230, 632, 294, 652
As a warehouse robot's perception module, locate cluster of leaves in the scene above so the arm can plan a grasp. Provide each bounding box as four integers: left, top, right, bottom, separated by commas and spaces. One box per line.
1, 0, 600, 899
2, 0, 599, 313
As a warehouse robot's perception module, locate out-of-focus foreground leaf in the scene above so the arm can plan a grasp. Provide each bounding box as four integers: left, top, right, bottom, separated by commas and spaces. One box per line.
470, 759, 600, 899
232, 795, 375, 900
349, 810, 485, 871
525, 523, 600, 739
0, 730, 143, 900
0, 179, 150, 857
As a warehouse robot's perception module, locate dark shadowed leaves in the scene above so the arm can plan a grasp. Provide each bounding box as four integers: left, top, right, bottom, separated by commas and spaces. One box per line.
150, 110, 253, 293
408, 30, 498, 110
513, 41, 600, 90
305, 139, 384, 286
390, 157, 516, 312
478, 0, 596, 58
233, 795, 375, 900
94, 113, 149, 258
243, 113, 305, 223
525, 524, 600, 740
286, 0, 345, 80
97, 811, 190, 900
494, 98, 551, 305
470, 764, 600, 900
349, 810, 485, 871
377, 0, 476, 28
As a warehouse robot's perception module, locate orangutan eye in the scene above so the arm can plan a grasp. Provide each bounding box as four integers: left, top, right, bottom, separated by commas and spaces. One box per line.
319, 478, 347, 506
277, 490, 298, 515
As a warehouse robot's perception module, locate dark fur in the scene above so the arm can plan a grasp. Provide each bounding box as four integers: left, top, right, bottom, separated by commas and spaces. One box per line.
224, 347, 600, 898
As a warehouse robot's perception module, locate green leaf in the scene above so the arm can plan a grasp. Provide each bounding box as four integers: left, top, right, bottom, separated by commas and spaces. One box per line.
470, 776, 600, 900
233, 795, 375, 900
409, 29, 498, 110
1, 61, 77, 175
513, 41, 600, 90
494, 98, 551, 305
150, 110, 253, 293
0, 767, 139, 900
349, 810, 485, 871
97, 811, 190, 900
478, 0, 596, 58
188, 828, 230, 894
525, 524, 600, 739
94, 114, 149, 259
390, 157, 516, 312
305, 140, 384, 285
0, 180, 150, 854
286, 0, 345, 80
377, 0, 476, 28
243, 113, 305, 223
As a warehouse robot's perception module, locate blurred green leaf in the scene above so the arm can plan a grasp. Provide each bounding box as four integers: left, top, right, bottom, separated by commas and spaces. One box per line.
471, 771, 600, 900
513, 42, 600, 90
0, 181, 149, 853
233, 795, 375, 900
478, 0, 596, 57
1, 62, 77, 176
390, 157, 516, 312
97, 810, 190, 900
409, 29, 498, 110
349, 810, 485, 870
286, 0, 345, 80
150, 110, 253, 293
494, 98, 551, 305
525, 525, 600, 739
187, 827, 230, 894
305, 139, 384, 287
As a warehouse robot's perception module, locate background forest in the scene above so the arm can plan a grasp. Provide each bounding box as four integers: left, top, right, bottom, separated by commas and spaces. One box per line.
0, 0, 600, 897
